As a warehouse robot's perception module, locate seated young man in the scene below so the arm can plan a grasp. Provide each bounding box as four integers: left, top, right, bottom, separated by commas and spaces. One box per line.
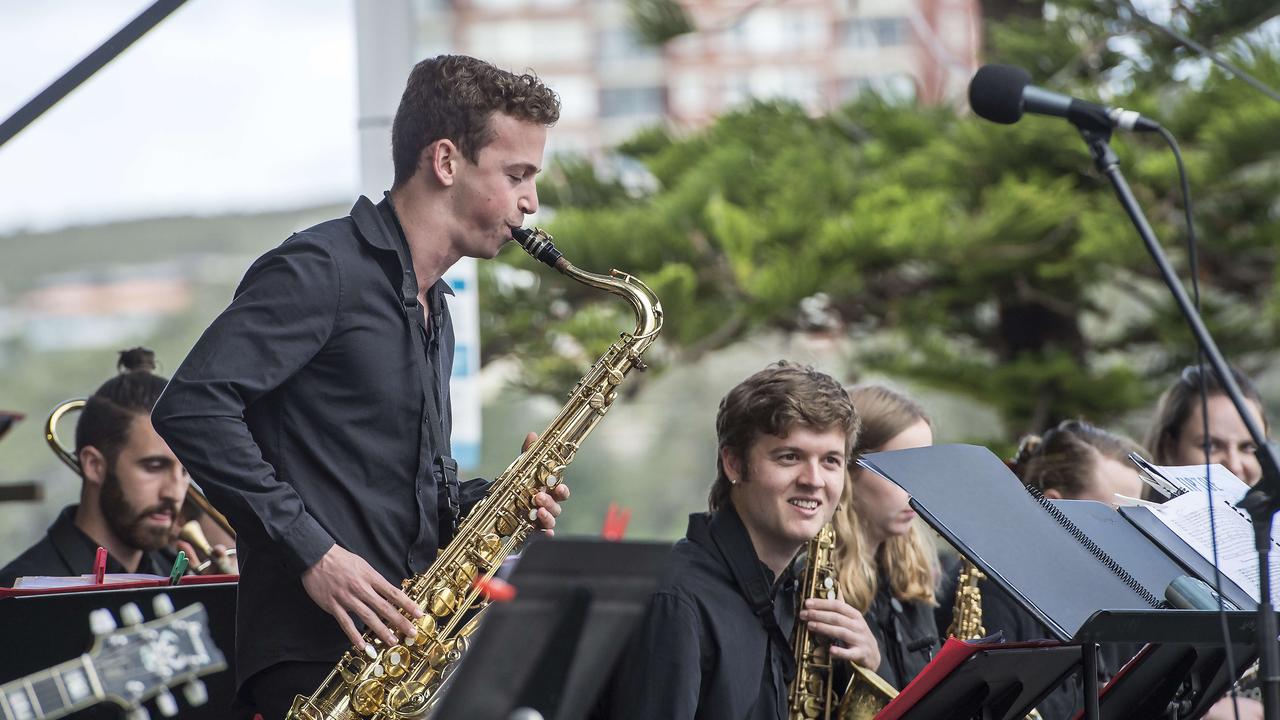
598, 361, 881, 719
1, 349, 192, 586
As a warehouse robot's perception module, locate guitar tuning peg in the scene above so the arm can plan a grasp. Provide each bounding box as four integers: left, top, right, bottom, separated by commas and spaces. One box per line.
151, 594, 175, 617
183, 679, 209, 707
89, 609, 117, 636
125, 707, 150, 720
156, 689, 179, 717
120, 602, 144, 627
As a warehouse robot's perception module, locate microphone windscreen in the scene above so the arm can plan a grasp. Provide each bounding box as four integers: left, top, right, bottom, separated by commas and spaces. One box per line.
969, 64, 1031, 125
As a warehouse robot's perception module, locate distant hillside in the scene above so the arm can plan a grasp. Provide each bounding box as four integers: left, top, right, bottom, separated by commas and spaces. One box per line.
0, 203, 349, 296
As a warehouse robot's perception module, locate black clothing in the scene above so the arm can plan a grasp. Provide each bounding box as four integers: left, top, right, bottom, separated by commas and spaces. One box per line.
153, 195, 488, 692
865, 574, 938, 689
242, 661, 333, 720
0, 505, 169, 587
599, 503, 799, 720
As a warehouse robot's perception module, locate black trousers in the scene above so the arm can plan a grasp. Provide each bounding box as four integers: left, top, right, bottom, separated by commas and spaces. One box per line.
244, 661, 334, 720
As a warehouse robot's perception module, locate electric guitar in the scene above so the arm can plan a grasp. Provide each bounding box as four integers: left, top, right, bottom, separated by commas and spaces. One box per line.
0, 597, 225, 719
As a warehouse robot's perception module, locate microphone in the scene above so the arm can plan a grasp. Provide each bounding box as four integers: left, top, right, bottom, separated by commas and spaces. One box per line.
968, 64, 1161, 133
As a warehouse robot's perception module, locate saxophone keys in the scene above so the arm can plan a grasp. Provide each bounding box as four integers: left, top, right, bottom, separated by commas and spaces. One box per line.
382, 645, 411, 678
495, 513, 519, 537
338, 651, 367, 684
425, 640, 453, 669
387, 681, 428, 718
475, 533, 501, 562
350, 678, 386, 716
588, 392, 608, 412
605, 368, 624, 386
428, 586, 457, 617
412, 615, 435, 645
537, 460, 564, 489
454, 561, 478, 587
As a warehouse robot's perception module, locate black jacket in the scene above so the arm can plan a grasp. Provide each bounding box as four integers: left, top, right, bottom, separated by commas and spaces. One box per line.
865, 574, 939, 689
153, 195, 488, 689
0, 505, 169, 587
598, 502, 798, 720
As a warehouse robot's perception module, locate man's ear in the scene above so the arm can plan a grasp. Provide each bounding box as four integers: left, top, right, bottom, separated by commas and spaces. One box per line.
1043, 487, 1063, 500
79, 446, 108, 486
721, 447, 743, 485
424, 139, 460, 186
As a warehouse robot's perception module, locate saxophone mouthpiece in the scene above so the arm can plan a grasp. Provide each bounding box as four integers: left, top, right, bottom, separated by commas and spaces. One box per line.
512, 226, 565, 270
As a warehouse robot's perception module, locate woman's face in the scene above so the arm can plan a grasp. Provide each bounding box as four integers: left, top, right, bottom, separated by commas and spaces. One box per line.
848, 419, 933, 547
1170, 394, 1265, 486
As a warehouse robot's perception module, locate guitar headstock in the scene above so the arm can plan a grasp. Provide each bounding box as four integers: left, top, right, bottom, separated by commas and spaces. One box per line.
86, 597, 227, 715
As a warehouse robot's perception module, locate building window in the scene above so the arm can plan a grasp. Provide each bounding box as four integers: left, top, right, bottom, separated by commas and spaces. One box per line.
596, 28, 660, 63
840, 74, 917, 102
842, 16, 910, 48
599, 86, 666, 118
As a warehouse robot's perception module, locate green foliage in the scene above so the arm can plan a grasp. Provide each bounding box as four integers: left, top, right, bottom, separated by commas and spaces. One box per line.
482, 3, 1280, 436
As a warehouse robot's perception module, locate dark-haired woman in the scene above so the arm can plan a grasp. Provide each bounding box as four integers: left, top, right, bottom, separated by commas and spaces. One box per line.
1146, 365, 1270, 487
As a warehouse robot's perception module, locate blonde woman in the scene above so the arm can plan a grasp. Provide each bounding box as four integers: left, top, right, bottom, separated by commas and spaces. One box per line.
833, 384, 939, 689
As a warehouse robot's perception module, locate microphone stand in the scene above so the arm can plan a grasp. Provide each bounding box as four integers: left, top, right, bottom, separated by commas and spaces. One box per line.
1076, 124, 1280, 720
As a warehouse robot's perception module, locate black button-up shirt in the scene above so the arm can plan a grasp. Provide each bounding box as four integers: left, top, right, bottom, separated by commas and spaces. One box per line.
153, 195, 486, 689
598, 502, 798, 720
0, 505, 169, 587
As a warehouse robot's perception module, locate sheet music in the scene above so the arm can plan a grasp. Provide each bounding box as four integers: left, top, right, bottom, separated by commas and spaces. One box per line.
1149, 490, 1280, 605
1131, 456, 1250, 501
13, 573, 166, 589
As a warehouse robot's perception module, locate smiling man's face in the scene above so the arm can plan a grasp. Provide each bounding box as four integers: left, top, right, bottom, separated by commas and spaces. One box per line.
726, 425, 847, 567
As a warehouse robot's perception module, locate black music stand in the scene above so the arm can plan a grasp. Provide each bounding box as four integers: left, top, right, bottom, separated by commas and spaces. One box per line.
883, 640, 1084, 720
1074, 610, 1259, 720
860, 445, 1264, 719
429, 537, 670, 720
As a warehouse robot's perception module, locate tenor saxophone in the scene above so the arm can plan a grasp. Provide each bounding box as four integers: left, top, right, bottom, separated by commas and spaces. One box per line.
287, 227, 662, 720
789, 522, 897, 720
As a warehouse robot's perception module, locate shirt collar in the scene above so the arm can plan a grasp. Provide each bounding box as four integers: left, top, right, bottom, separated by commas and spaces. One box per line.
350, 194, 456, 300
47, 505, 154, 576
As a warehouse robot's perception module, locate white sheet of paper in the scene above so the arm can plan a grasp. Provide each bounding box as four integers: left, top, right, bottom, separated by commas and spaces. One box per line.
1150, 490, 1280, 605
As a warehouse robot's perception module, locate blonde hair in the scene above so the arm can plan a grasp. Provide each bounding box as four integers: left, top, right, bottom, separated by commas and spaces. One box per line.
833, 385, 938, 611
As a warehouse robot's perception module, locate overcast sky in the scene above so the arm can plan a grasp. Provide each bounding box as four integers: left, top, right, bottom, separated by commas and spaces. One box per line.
0, 0, 358, 234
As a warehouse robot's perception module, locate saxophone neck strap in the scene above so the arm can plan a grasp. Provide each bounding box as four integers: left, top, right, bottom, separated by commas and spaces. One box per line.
706, 505, 798, 683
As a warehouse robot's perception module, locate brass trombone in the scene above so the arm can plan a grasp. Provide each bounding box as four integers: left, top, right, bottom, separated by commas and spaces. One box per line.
45, 398, 235, 539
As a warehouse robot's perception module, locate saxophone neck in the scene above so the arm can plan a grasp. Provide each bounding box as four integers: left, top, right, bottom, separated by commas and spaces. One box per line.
513, 226, 663, 343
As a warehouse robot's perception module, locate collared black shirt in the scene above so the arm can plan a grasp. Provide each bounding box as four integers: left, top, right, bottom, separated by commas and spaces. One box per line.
598, 503, 798, 720
153, 195, 487, 689
0, 505, 169, 587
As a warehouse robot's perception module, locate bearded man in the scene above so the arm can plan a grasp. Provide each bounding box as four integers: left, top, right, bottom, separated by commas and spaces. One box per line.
1, 348, 189, 586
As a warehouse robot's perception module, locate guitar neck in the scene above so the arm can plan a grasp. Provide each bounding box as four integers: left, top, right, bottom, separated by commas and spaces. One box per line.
0, 656, 104, 720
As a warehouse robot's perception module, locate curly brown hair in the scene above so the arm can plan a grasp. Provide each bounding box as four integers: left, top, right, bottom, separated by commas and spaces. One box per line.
391, 55, 561, 187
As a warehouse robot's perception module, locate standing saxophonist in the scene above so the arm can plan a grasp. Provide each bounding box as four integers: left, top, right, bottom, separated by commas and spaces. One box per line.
598, 362, 880, 719
152, 55, 570, 720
